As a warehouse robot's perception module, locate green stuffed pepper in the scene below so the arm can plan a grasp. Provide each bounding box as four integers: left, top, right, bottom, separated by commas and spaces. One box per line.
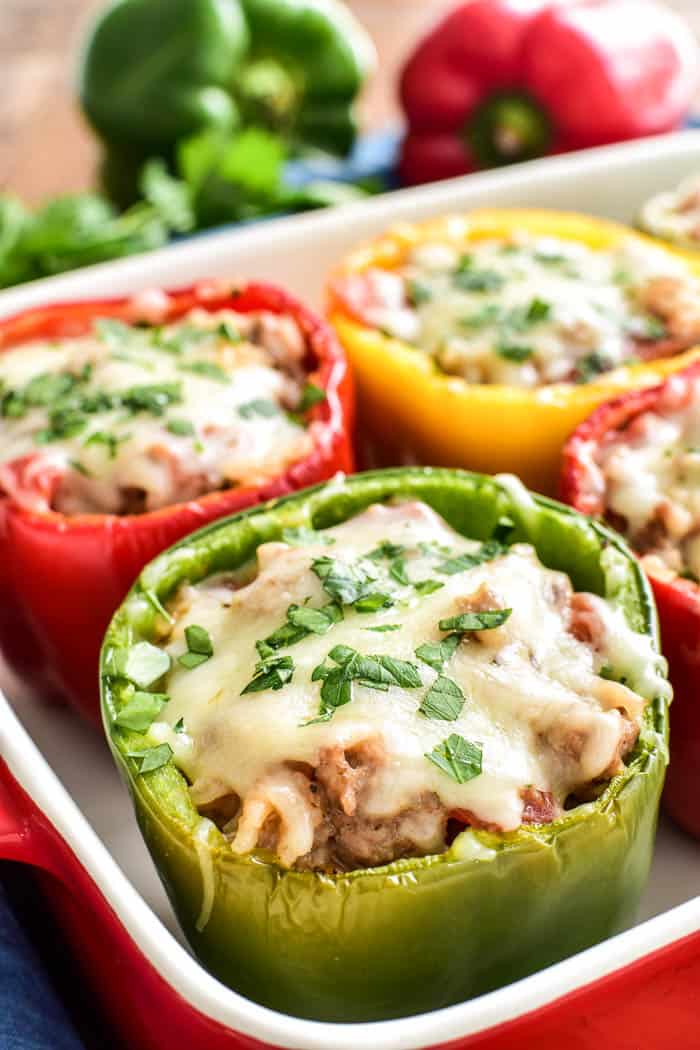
101, 468, 671, 1022
79, 0, 375, 199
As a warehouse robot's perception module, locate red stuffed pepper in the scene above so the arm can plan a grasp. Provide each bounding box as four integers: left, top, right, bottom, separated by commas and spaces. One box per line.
0, 280, 354, 723
560, 362, 700, 838
399, 0, 700, 186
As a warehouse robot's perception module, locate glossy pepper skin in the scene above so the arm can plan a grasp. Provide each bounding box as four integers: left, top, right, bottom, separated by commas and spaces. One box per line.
79, 0, 375, 197
101, 466, 669, 1023
328, 208, 700, 494
399, 0, 700, 186
560, 363, 700, 840
0, 280, 353, 725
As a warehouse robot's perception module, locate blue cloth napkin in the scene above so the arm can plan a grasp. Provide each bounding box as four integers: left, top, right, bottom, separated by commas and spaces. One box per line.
0, 866, 89, 1050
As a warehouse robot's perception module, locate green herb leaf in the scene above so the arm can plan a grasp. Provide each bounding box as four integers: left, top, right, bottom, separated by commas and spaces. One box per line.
459, 304, 502, 330
453, 269, 504, 292
439, 609, 512, 632
496, 342, 533, 363
167, 418, 196, 436
178, 360, 229, 383
437, 540, 505, 576
237, 398, 280, 420
364, 624, 401, 632
177, 651, 210, 670
426, 734, 482, 783
84, 429, 131, 459
174, 717, 185, 733
413, 579, 444, 596
311, 556, 377, 606
288, 603, 342, 635
115, 691, 169, 732
94, 317, 134, 348
136, 743, 173, 774
368, 540, 405, 561
353, 592, 394, 613
118, 642, 170, 688
185, 624, 213, 656
297, 383, 326, 412
574, 352, 612, 384
407, 279, 432, 306
140, 158, 195, 234
389, 556, 409, 585
419, 676, 465, 721
241, 654, 294, 694
526, 297, 550, 323
415, 633, 461, 671
121, 382, 182, 416
218, 320, 241, 343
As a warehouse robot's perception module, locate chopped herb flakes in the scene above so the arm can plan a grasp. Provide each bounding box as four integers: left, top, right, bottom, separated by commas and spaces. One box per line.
365, 624, 401, 632
439, 609, 512, 632
311, 555, 378, 606
436, 540, 505, 575
115, 691, 169, 731
309, 645, 422, 723
258, 602, 342, 654
237, 398, 280, 420
178, 624, 213, 669
242, 654, 294, 694
415, 633, 461, 671
84, 429, 131, 458
426, 734, 482, 784
419, 675, 465, 721
496, 343, 533, 363
121, 382, 183, 416
574, 352, 612, 384
167, 418, 195, 436
298, 383, 326, 412
131, 743, 173, 775
453, 268, 504, 293
413, 579, 444, 596
178, 360, 229, 383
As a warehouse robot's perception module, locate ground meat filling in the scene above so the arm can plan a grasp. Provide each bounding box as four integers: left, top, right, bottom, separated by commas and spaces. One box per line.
596, 374, 700, 581
334, 231, 700, 388
151, 501, 659, 873
0, 304, 315, 516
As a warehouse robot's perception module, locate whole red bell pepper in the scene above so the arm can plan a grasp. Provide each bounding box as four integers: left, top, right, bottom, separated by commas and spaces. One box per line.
399, 0, 700, 185
559, 362, 700, 840
0, 280, 354, 724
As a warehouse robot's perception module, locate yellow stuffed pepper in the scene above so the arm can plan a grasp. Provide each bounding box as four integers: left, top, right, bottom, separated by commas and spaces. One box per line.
328, 209, 700, 493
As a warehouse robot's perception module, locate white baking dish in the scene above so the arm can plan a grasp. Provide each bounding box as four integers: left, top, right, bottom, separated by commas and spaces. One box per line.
2, 130, 700, 1050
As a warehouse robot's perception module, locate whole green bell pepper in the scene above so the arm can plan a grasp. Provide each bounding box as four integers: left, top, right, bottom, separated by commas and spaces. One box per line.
79, 0, 375, 184
100, 467, 670, 1023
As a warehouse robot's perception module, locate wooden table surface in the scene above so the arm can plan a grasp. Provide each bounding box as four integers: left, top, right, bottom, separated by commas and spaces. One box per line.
1, 0, 699, 205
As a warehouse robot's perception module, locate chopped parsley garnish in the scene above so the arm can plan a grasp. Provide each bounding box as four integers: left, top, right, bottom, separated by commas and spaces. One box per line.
413, 579, 444, 596
131, 743, 173, 775
116, 642, 171, 688
426, 734, 482, 784
94, 317, 134, 348
35, 405, 91, 443
419, 675, 465, 721
178, 360, 230, 383
439, 609, 511, 632
242, 653, 294, 694
308, 645, 422, 723
24, 371, 80, 405
281, 525, 335, 546
237, 398, 280, 420
574, 352, 612, 384
495, 342, 533, 363
258, 601, 343, 655
389, 556, 410, 586
459, 304, 502, 330
525, 297, 550, 323
353, 592, 394, 613
121, 382, 183, 416
298, 383, 326, 412
415, 633, 461, 671
167, 418, 196, 436
84, 429, 131, 459
69, 459, 92, 477
178, 624, 213, 669
173, 717, 185, 733
365, 624, 401, 632
436, 540, 505, 576
311, 555, 378, 606
115, 690, 169, 731
368, 540, 405, 561
218, 320, 241, 343
453, 269, 505, 293
407, 278, 433, 306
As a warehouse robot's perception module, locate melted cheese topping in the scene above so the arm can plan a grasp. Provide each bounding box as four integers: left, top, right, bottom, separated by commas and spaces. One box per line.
641, 174, 700, 250
599, 375, 700, 580
356, 233, 697, 387
147, 501, 665, 869
0, 308, 313, 515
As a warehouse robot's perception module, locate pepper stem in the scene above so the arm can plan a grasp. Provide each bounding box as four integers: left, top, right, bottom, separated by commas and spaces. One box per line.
465, 93, 552, 168
237, 60, 301, 134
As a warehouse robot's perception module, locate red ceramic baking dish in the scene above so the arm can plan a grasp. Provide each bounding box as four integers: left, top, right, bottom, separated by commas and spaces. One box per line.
560, 362, 700, 840
2, 132, 700, 1049
0, 280, 354, 725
